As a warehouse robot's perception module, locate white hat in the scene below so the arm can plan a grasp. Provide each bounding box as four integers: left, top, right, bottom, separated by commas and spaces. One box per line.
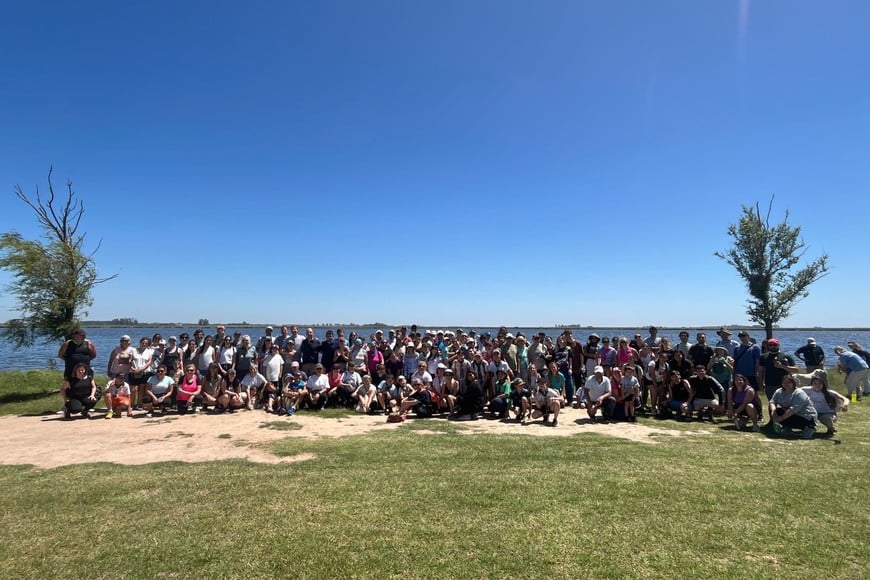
593, 365, 605, 374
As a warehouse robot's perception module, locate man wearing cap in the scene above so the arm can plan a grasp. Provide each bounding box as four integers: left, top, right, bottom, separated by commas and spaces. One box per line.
759, 338, 798, 401
584, 366, 616, 423
714, 327, 739, 357
795, 338, 825, 372
500, 334, 520, 377
732, 331, 761, 388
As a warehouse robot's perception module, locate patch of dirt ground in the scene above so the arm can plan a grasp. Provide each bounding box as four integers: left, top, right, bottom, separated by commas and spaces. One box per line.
0, 407, 695, 469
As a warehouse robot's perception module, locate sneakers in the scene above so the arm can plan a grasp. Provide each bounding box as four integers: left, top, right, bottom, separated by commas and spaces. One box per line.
751, 424, 761, 433
105, 410, 114, 420
802, 427, 816, 440
734, 418, 746, 431
551, 418, 558, 428
287, 406, 296, 416
63, 406, 71, 420
145, 412, 153, 418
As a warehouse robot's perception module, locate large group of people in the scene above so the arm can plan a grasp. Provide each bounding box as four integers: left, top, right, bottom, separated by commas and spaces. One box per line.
57, 324, 868, 438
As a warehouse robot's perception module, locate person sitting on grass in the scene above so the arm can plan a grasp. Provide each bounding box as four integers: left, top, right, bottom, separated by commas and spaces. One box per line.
584, 365, 616, 424
530, 374, 562, 427
726, 374, 761, 432
489, 368, 512, 419
687, 365, 724, 422
103, 373, 133, 419
144, 365, 176, 417
801, 375, 848, 437
619, 364, 640, 422
509, 377, 531, 422
768, 375, 818, 439
61, 362, 100, 420
663, 370, 692, 420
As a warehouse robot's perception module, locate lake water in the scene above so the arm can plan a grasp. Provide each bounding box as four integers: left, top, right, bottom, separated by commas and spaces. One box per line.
2, 326, 868, 372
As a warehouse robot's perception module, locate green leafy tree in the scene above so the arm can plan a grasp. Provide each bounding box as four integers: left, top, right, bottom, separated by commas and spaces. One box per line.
715, 197, 829, 339
0, 168, 115, 347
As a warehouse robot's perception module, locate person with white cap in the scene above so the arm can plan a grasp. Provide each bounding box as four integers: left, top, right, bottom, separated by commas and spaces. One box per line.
584, 365, 616, 423
795, 338, 825, 372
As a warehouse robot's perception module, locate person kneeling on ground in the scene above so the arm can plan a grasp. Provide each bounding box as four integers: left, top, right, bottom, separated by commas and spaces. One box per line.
530, 376, 562, 427
220, 369, 245, 412
144, 365, 176, 417
352, 374, 377, 414
278, 370, 307, 415
726, 374, 761, 432
768, 375, 818, 439
454, 371, 483, 419
301, 364, 329, 410
687, 365, 724, 422
240, 365, 268, 411
801, 375, 848, 437
399, 379, 434, 418
62, 363, 101, 419
584, 366, 616, 423
175, 364, 203, 414
489, 369, 512, 419
663, 370, 692, 420
510, 377, 531, 422
104, 373, 133, 419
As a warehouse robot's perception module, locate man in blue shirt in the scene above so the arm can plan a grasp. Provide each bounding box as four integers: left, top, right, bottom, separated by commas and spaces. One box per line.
732, 331, 761, 389
834, 346, 869, 401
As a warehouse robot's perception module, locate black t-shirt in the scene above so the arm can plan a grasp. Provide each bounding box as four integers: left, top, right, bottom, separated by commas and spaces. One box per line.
689, 376, 720, 400
688, 344, 714, 367
760, 351, 795, 387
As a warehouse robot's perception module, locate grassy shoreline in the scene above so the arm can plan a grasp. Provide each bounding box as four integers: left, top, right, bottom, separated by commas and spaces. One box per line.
1, 371, 867, 578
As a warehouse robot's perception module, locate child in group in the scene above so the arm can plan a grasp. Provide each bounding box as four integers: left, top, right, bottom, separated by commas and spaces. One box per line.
103, 373, 133, 419
278, 371, 306, 416
509, 377, 531, 422
620, 364, 640, 422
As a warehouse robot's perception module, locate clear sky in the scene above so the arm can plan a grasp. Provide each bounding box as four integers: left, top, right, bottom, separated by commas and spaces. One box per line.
1, 1, 867, 327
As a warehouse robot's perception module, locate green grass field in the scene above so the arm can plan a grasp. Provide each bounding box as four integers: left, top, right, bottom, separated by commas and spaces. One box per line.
0, 371, 868, 578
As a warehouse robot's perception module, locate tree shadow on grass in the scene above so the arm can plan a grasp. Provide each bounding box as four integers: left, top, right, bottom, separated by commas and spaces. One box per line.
0, 391, 55, 405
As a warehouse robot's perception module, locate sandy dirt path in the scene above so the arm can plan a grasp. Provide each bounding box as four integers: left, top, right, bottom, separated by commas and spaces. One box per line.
0, 407, 694, 469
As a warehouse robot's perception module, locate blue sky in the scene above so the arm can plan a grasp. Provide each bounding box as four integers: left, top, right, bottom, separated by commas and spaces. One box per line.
0, 1, 867, 327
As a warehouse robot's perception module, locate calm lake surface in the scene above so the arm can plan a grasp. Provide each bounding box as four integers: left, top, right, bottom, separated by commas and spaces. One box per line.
2, 326, 869, 372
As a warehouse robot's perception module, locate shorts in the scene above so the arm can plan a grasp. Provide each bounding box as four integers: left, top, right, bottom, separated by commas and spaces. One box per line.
668, 400, 687, 411
109, 395, 131, 409
692, 398, 718, 410
128, 372, 152, 386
